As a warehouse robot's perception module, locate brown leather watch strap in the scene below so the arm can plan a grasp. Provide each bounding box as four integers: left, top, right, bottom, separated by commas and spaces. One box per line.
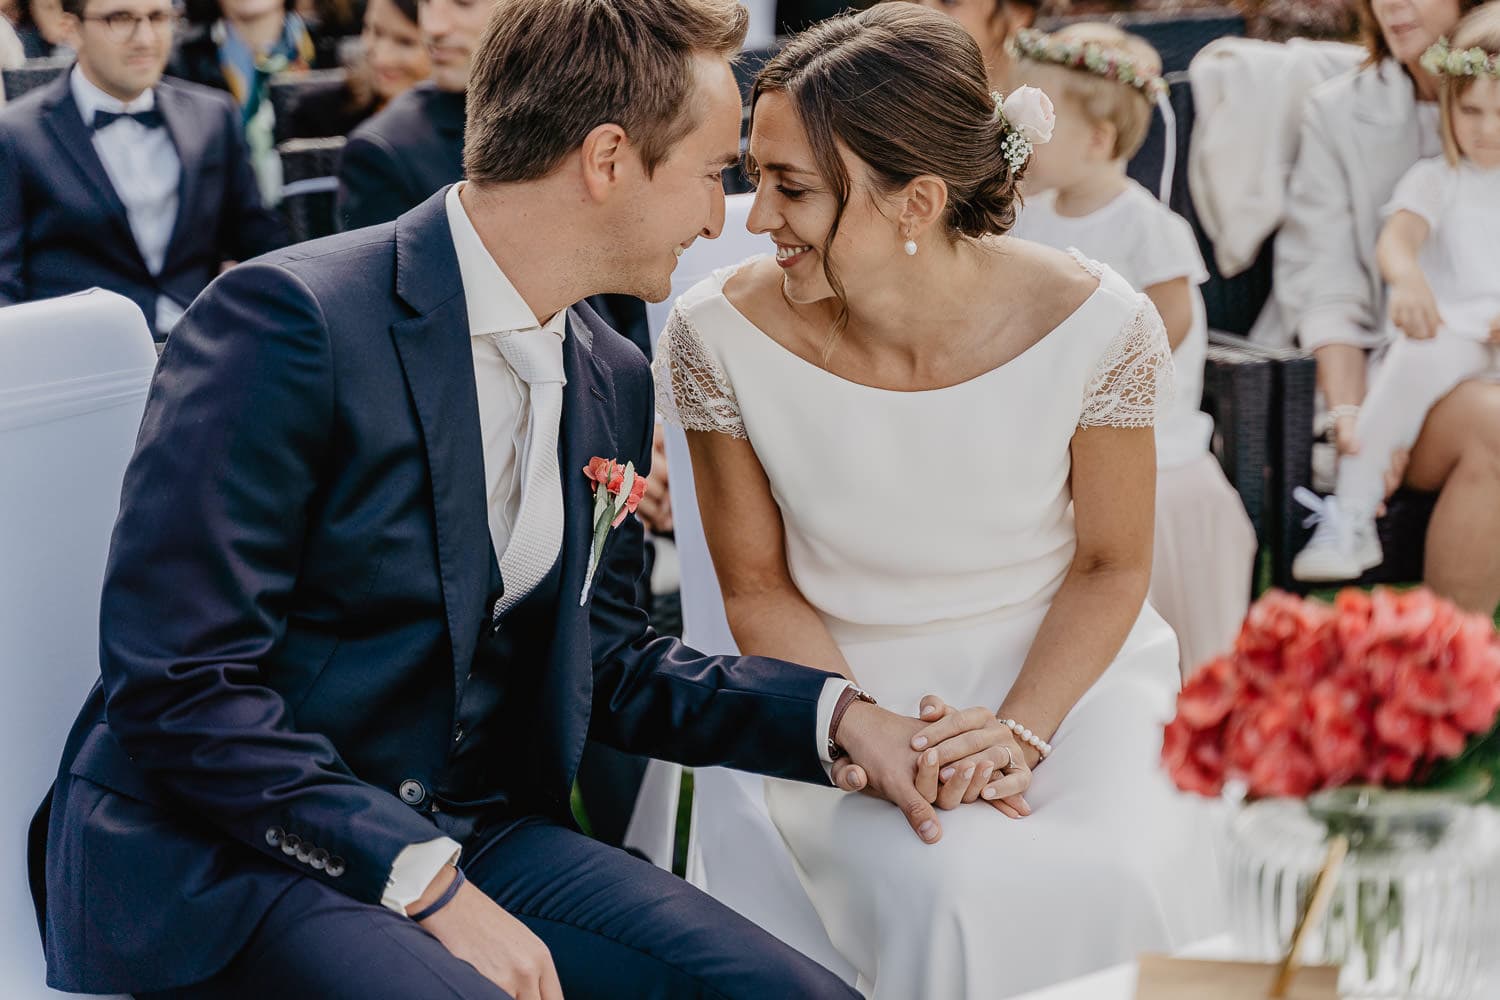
827, 685, 876, 761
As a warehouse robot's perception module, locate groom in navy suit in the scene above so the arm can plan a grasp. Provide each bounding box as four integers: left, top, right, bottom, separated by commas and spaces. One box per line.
30, 0, 955, 996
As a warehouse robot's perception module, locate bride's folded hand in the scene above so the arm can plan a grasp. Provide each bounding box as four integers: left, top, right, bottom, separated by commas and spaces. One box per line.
910, 696, 1033, 819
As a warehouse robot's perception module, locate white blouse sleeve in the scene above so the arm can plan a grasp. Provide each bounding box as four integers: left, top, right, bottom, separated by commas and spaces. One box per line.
652, 305, 748, 439
1077, 296, 1177, 429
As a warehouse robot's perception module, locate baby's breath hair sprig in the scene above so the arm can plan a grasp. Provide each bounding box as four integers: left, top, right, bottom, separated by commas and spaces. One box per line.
1009, 28, 1169, 101
1421, 37, 1500, 79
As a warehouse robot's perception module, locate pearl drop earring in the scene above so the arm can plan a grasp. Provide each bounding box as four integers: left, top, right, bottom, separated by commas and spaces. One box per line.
903, 239, 918, 257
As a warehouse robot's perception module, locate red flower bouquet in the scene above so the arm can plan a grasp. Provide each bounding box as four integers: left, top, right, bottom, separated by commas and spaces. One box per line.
1163, 588, 1500, 800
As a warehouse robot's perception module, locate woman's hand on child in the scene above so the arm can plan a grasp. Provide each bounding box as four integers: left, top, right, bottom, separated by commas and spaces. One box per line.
1389, 277, 1443, 340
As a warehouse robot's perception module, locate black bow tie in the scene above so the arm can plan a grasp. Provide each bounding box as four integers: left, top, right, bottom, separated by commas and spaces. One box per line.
91, 108, 164, 131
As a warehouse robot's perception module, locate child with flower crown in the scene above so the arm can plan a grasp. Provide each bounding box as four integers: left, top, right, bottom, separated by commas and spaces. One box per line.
1009, 23, 1257, 673
1293, 3, 1500, 582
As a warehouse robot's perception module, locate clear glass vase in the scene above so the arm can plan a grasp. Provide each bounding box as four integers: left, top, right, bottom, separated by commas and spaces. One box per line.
1224, 788, 1500, 999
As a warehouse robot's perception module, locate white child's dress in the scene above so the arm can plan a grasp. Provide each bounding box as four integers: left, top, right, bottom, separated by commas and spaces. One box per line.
1334, 157, 1500, 518
655, 251, 1224, 999
1013, 182, 1257, 672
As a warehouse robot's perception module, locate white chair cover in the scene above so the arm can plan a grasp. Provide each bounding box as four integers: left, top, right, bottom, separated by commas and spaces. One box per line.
0, 291, 154, 1000
634, 196, 856, 982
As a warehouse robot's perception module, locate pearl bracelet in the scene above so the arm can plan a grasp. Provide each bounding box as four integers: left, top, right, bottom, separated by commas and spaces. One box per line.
998, 718, 1052, 761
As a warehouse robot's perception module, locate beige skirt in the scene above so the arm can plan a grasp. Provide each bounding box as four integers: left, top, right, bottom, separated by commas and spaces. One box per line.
1151, 452, 1258, 676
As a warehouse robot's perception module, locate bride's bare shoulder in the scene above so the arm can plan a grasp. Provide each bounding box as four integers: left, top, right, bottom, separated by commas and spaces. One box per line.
720, 254, 785, 315
995, 237, 1101, 315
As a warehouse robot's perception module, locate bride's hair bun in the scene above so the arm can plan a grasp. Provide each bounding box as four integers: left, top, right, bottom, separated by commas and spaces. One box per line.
754, 4, 1027, 244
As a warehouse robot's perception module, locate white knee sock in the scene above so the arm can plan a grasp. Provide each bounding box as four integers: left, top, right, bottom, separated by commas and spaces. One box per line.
1335, 335, 1494, 518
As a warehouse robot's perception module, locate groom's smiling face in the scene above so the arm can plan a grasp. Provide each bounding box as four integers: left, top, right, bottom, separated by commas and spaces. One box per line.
605, 52, 743, 302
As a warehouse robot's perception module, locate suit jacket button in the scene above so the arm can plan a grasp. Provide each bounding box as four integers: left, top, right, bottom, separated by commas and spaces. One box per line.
309, 847, 330, 870
326, 856, 346, 878
296, 840, 315, 863
399, 779, 426, 806
281, 833, 301, 856
265, 826, 285, 847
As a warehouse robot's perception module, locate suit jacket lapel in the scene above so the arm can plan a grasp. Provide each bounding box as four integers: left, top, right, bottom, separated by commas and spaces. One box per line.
157, 85, 204, 271
39, 78, 141, 265
543, 307, 614, 795
557, 308, 614, 616
389, 191, 492, 702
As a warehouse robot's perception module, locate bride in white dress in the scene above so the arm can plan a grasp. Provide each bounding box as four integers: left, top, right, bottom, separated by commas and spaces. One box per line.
655, 6, 1222, 998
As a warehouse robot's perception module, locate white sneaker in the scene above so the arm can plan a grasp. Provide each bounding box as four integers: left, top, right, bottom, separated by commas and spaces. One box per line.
1291, 489, 1383, 583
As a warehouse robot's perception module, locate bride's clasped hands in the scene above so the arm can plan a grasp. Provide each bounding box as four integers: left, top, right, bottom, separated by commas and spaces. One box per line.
830, 694, 1035, 842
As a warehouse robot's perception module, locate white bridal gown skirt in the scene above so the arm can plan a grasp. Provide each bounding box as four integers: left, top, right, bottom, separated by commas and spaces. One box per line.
760, 600, 1226, 999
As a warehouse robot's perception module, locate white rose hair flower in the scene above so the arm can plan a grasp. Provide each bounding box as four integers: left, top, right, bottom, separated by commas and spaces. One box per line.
992, 85, 1054, 172
1002, 86, 1056, 144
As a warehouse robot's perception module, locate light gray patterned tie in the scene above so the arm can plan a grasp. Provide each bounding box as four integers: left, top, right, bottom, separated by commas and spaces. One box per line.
490, 329, 566, 619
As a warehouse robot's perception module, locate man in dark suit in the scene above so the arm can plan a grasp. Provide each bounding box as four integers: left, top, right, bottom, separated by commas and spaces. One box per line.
0, 0, 286, 340
31, 0, 971, 997
335, 0, 475, 231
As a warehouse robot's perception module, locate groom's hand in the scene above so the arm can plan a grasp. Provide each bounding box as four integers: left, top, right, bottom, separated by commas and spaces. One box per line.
414, 869, 564, 1000
830, 702, 945, 845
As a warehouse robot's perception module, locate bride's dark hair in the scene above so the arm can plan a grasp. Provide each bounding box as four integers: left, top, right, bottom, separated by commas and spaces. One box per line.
751, 3, 1027, 343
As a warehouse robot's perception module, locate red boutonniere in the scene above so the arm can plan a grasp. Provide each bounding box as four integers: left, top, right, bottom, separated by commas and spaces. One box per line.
580, 457, 648, 605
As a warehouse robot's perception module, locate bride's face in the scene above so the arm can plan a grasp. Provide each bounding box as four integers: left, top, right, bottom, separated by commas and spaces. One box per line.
745, 91, 909, 306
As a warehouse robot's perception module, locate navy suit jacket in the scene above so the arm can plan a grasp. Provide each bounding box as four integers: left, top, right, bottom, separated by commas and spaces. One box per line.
337, 82, 465, 232
33, 189, 838, 995
0, 72, 287, 338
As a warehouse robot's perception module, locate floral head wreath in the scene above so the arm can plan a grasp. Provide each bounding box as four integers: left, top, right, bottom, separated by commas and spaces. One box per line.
1009, 28, 1169, 102
1421, 37, 1500, 79
992, 86, 1055, 172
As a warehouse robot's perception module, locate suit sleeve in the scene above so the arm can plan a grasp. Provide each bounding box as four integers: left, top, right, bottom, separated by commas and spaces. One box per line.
1274, 93, 1384, 352
336, 132, 415, 231
0, 126, 24, 304
584, 361, 837, 786
219, 100, 289, 260
98, 261, 449, 907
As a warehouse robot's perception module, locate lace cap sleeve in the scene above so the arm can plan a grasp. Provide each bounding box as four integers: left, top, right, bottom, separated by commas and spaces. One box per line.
1077, 294, 1176, 429
652, 306, 748, 439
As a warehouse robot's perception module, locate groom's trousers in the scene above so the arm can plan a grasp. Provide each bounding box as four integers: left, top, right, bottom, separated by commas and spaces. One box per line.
136, 815, 858, 1000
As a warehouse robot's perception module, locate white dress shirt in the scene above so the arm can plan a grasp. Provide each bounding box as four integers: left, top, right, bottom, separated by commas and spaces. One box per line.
383, 183, 849, 914
70, 66, 184, 336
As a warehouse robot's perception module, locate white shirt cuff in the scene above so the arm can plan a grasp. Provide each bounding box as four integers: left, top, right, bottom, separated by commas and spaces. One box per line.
381, 836, 462, 915
816, 678, 854, 778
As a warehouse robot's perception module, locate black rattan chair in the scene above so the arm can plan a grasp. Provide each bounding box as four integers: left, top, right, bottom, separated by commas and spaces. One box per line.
278, 136, 345, 244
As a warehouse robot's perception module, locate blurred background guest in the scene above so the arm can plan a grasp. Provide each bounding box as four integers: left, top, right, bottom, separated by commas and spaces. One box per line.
169, 0, 340, 201
911, 0, 1044, 87
0, 0, 287, 340
12, 0, 73, 59
281, 0, 428, 139
335, 0, 479, 230
1276, 0, 1500, 614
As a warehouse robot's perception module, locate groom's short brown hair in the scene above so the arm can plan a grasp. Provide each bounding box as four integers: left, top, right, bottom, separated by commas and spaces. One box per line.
464, 0, 748, 184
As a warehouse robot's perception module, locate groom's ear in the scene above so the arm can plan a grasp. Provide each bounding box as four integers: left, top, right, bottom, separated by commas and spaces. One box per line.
578, 123, 634, 202
898, 176, 950, 240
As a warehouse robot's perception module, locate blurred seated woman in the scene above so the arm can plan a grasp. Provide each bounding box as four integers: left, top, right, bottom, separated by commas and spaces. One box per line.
169, 0, 340, 200
281, 0, 429, 140
1276, 0, 1500, 614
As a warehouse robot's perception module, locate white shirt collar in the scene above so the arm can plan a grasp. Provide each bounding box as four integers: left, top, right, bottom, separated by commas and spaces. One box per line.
445, 183, 568, 342
70, 64, 157, 121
